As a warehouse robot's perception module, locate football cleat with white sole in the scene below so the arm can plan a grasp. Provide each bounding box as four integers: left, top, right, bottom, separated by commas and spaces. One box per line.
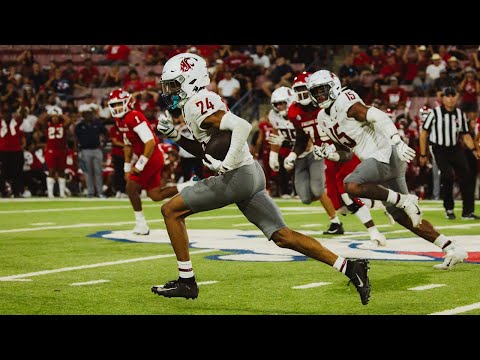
433, 245, 468, 270
398, 194, 422, 227
133, 223, 150, 235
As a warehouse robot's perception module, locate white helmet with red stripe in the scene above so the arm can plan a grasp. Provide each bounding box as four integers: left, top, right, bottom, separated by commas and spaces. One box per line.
108, 88, 135, 118
292, 71, 312, 105
306, 70, 342, 109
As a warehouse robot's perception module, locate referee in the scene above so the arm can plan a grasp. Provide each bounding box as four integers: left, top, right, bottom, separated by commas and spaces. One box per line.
419, 86, 480, 219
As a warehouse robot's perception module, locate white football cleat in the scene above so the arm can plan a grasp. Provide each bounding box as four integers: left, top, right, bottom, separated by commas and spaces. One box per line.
133, 223, 150, 235
398, 194, 422, 227
433, 245, 468, 270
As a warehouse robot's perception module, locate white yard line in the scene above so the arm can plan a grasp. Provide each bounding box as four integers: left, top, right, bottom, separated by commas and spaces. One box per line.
233, 223, 254, 227
197, 281, 218, 286
70, 280, 110, 286
408, 284, 446, 291
292, 282, 332, 289
0, 249, 216, 281
30, 222, 56, 226
0, 211, 317, 234
429, 302, 480, 315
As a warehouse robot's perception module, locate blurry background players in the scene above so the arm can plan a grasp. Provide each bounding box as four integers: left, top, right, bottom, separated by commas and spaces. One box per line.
36, 106, 71, 198
74, 104, 107, 198
109, 121, 127, 198
266, 86, 296, 198
109, 88, 164, 235
283, 72, 343, 234
307, 69, 468, 270
254, 110, 275, 195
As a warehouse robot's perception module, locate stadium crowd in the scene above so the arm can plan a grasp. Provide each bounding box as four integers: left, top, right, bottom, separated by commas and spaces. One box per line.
1, 44, 479, 203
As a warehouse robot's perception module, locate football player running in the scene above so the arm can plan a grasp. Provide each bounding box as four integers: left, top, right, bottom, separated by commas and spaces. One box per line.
152, 53, 372, 305
283, 72, 344, 235
306, 69, 468, 270
108, 89, 194, 235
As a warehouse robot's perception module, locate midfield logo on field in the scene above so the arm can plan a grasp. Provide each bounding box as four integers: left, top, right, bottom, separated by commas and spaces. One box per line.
89, 229, 480, 264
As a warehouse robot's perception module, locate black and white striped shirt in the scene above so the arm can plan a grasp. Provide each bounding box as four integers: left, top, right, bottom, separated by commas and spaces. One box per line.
422, 106, 469, 147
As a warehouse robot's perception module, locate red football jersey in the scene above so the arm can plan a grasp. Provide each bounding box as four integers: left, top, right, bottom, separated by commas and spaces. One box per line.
258, 119, 274, 157
46, 119, 67, 151
287, 102, 330, 145
115, 110, 159, 156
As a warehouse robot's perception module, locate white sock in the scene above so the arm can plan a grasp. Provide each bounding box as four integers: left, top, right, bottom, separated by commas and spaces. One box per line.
331, 216, 341, 224
333, 256, 347, 274
367, 226, 381, 240
433, 234, 452, 251
341, 193, 353, 206
47, 177, 55, 197
355, 205, 372, 223
359, 198, 372, 208
386, 189, 400, 205
134, 211, 146, 223
58, 177, 66, 197
178, 260, 194, 279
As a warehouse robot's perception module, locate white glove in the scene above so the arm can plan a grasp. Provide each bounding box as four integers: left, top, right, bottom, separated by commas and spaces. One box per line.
157, 110, 180, 141
203, 154, 232, 175
267, 133, 286, 146
313, 143, 337, 160
269, 151, 280, 171
283, 152, 297, 171
391, 134, 415, 163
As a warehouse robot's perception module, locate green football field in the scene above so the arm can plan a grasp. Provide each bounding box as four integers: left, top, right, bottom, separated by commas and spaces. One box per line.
1, 197, 479, 315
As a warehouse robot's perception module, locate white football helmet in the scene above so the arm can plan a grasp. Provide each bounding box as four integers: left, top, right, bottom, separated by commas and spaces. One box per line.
46, 105, 63, 116
271, 86, 296, 116
307, 70, 342, 109
160, 53, 210, 109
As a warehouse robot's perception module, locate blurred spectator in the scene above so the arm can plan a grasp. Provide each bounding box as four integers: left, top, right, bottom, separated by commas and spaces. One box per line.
401, 45, 420, 84
364, 79, 385, 106
45, 68, 74, 101
217, 70, 241, 109
411, 68, 433, 97
235, 57, 262, 94
100, 63, 123, 88
426, 53, 446, 81
432, 69, 456, 98
260, 56, 293, 98
379, 55, 402, 83
338, 54, 360, 88
224, 48, 248, 71
77, 58, 100, 88
23, 142, 46, 197
30, 62, 47, 92
351, 45, 371, 72
250, 45, 271, 69
384, 76, 407, 110
18, 106, 38, 145
369, 46, 386, 74
102, 45, 130, 65
62, 59, 78, 84
142, 71, 158, 91
446, 56, 463, 85
1, 81, 19, 113
74, 104, 107, 198
98, 96, 112, 121
458, 67, 480, 121
0, 105, 25, 197
123, 68, 143, 93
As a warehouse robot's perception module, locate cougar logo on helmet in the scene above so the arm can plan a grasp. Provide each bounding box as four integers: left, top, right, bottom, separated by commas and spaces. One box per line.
307, 69, 342, 109
180, 57, 195, 72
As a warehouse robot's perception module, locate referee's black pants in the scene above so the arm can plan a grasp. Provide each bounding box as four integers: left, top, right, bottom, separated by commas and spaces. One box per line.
431, 144, 474, 214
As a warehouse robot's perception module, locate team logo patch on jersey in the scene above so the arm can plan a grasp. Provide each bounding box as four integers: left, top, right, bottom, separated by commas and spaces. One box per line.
89, 229, 480, 264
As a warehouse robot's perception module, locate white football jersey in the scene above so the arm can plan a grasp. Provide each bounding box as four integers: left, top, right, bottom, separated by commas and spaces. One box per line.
317, 89, 392, 163
268, 109, 296, 143
182, 88, 253, 168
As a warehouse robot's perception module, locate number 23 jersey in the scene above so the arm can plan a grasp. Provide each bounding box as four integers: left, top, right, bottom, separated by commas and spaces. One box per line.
317, 89, 392, 163
182, 88, 253, 168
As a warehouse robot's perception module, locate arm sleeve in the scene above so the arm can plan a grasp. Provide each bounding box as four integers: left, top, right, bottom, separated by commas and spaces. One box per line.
366, 106, 399, 140
133, 121, 154, 144
220, 111, 252, 167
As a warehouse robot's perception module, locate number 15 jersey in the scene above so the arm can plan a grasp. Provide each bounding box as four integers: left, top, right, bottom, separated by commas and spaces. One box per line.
317, 89, 392, 163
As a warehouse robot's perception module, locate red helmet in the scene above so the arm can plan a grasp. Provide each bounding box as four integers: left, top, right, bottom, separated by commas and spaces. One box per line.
419, 105, 431, 121
108, 88, 135, 118
292, 71, 312, 105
